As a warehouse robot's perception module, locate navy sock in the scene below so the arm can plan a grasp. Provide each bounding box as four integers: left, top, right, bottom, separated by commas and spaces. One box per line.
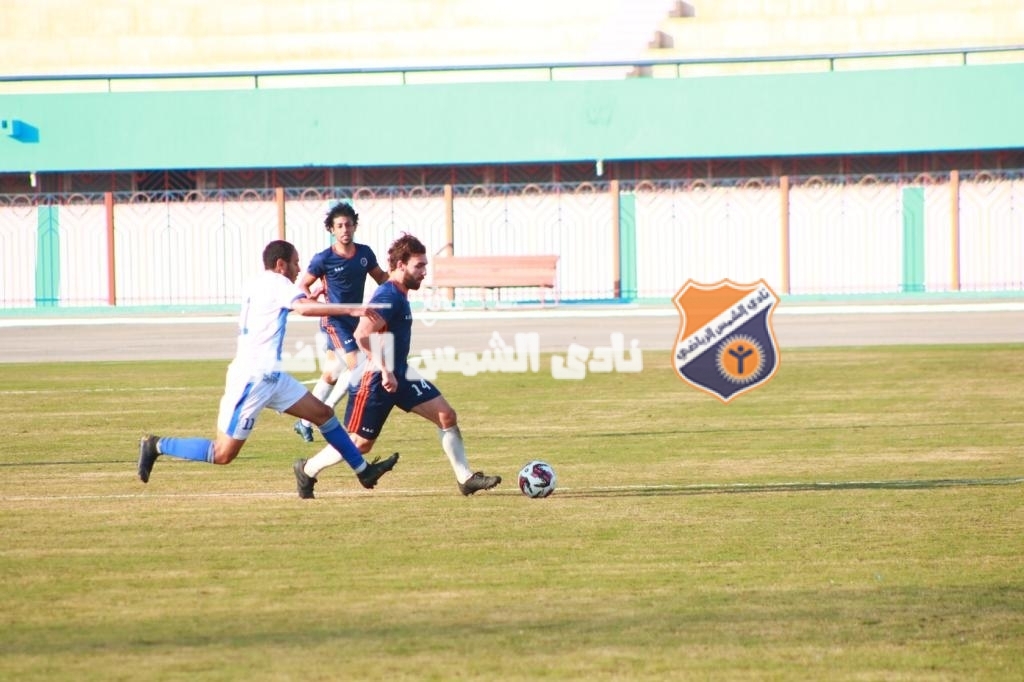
318, 416, 366, 471
158, 437, 215, 463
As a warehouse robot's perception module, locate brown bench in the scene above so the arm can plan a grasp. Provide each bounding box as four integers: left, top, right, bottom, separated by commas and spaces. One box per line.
428, 254, 560, 308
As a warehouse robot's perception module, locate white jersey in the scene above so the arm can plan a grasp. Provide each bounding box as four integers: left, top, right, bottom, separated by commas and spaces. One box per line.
229, 270, 305, 377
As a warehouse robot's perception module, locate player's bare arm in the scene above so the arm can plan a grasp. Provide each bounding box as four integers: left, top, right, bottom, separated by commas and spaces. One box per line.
297, 272, 319, 298
353, 312, 387, 367
292, 297, 387, 320
353, 312, 398, 391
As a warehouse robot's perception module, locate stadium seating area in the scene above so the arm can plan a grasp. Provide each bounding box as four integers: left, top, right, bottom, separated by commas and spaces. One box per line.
3, 0, 1021, 193
647, 0, 1024, 76
5, 0, 1021, 85
1, 0, 675, 78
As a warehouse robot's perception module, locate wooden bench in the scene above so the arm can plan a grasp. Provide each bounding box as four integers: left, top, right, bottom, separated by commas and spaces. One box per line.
428, 254, 560, 308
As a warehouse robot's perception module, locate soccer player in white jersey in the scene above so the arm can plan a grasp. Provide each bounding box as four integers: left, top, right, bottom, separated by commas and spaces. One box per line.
137, 239, 399, 493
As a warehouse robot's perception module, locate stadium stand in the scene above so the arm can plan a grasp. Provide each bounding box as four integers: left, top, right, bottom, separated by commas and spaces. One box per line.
648, 0, 1024, 76
1, 0, 1022, 193
4, 0, 1020, 88
1, 0, 679, 78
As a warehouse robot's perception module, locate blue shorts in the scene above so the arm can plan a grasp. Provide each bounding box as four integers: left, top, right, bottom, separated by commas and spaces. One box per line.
344, 366, 441, 440
321, 317, 359, 355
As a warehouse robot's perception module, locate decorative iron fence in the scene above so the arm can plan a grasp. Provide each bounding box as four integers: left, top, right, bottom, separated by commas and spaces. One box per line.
1, 171, 1021, 309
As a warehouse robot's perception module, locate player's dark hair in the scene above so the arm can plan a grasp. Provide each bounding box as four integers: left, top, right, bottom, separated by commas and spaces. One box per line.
387, 233, 426, 270
263, 240, 296, 269
324, 201, 359, 232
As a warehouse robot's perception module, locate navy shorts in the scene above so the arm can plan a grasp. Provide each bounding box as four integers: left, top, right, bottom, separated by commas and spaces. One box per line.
322, 318, 359, 355
343, 367, 441, 440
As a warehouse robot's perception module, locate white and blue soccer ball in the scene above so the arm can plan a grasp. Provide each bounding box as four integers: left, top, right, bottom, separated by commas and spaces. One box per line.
518, 460, 557, 498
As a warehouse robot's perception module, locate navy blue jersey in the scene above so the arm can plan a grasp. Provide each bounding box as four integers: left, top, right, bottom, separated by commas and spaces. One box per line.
306, 243, 379, 344
345, 279, 439, 439
306, 243, 379, 305
368, 280, 413, 377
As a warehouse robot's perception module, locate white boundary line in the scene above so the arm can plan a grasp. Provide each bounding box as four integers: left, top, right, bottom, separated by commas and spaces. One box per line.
1, 386, 213, 395
1, 301, 1023, 328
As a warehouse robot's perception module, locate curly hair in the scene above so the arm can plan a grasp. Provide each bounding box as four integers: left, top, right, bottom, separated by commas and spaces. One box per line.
386, 233, 426, 271
323, 201, 359, 232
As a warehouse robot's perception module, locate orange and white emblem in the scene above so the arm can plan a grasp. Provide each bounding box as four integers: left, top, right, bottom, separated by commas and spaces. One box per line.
672, 279, 781, 403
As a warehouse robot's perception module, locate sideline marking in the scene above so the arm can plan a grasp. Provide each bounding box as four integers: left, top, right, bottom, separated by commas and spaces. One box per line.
1, 386, 207, 395
1, 381, 337, 395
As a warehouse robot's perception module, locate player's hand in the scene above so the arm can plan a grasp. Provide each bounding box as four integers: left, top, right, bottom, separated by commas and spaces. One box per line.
381, 369, 398, 393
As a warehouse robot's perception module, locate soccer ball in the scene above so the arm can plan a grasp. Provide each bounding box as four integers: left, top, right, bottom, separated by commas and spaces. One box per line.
518, 460, 557, 498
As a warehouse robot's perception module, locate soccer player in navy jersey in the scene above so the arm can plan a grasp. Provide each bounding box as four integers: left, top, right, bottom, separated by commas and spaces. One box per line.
137, 240, 398, 490
292, 201, 388, 442
293, 233, 502, 497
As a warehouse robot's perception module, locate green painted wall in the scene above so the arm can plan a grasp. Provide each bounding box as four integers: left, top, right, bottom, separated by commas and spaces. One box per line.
2, 63, 1023, 173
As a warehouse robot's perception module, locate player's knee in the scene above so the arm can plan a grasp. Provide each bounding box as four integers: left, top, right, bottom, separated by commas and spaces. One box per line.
212, 443, 240, 465
438, 408, 458, 430
309, 402, 335, 425
323, 358, 347, 383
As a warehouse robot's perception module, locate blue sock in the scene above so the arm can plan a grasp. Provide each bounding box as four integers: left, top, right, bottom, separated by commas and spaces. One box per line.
319, 416, 366, 471
158, 437, 215, 463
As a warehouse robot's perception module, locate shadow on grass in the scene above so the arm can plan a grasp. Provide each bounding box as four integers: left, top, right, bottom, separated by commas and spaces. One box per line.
563, 477, 1024, 498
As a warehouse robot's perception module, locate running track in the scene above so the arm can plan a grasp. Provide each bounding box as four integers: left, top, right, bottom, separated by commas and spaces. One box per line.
1, 301, 1022, 363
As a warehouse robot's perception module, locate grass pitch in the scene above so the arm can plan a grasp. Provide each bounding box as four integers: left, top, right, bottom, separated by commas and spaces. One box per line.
1, 345, 1022, 681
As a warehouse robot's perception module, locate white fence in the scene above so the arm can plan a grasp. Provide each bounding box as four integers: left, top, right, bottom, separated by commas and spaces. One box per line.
0, 173, 1021, 309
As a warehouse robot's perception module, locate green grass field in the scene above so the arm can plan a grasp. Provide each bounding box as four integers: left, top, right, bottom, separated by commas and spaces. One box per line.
1, 345, 1022, 681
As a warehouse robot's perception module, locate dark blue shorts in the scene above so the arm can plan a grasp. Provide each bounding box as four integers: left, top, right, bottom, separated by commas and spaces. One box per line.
322, 318, 359, 355
343, 367, 441, 440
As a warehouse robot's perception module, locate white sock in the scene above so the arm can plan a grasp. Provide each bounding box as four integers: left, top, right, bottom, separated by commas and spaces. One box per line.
439, 426, 473, 484
301, 378, 334, 428
325, 368, 352, 408
304, 445, 345, 478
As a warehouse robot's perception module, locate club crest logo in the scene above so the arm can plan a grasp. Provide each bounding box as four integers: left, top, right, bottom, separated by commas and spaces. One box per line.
672, 279, 781, 402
